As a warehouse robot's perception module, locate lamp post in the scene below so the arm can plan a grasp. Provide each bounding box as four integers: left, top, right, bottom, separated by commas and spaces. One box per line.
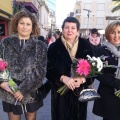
83, 9, 91, 35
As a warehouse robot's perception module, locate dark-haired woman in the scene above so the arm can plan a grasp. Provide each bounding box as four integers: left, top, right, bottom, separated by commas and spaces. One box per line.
46, 17, 93, 120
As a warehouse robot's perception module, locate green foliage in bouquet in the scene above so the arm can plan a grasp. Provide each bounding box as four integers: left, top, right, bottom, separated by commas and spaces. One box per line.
8, 79, 18, 93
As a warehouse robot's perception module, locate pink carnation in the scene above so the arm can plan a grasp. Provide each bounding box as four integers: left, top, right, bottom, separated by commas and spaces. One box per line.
76, 59, 91, 77
0, 60, 8, 71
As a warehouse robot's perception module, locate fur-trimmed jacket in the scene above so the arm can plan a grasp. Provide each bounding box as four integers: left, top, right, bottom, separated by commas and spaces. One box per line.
0, 35, 47, 105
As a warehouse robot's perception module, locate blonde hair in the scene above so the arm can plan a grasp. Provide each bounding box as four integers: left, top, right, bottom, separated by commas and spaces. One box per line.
105, 21, 120, 41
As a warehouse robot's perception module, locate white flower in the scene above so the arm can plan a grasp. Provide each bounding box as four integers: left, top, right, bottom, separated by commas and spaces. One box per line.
0, 70, 9, 80
87, 55, 103, 72
92, 62, 96, 66
86, 55, 93, 61
95, 57, 103, 72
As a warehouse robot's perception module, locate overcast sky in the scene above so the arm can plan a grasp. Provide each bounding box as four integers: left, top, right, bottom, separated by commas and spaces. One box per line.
56, 0, 76, 28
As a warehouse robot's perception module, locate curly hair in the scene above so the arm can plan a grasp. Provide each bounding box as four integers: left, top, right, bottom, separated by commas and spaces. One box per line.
11, 10, 40, 36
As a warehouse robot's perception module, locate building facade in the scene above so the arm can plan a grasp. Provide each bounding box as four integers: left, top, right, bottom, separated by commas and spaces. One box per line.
74, 0, 119, 37
0, 0, 12, 40
45, 0, 56, 35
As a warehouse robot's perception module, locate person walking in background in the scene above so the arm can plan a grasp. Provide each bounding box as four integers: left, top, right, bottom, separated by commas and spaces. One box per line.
46, 17, 93, 120
87, 28, 101, 55
48, 35, 56, 47
86, 28, 101, 88
93, 21, 120, 120
38, 35, 45, 43
47, 34, 51, 45
54, 30, 61, 39
0, 10, 47, 120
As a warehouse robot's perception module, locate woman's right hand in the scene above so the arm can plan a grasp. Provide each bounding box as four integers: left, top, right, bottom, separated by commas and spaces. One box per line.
0, 82, 13, 94
61, 76, 76, 90
14, 91, 23, 101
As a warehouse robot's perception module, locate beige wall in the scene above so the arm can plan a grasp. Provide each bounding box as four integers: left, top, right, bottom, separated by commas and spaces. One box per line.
0, 0, 12, 19
74, 0, 118, 36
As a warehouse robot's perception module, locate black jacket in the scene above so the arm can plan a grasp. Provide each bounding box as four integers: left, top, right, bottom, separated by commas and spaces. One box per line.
93, 46, 120, 120
46, 37, 93, 120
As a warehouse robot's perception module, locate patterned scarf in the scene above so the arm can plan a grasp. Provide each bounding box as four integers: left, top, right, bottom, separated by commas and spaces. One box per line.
103, 41, 120, 79
61, 35, 78, 60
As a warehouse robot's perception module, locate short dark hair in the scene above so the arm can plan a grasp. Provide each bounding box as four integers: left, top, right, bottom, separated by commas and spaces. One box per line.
61, 17, 80, 31
91, 28, 99, 36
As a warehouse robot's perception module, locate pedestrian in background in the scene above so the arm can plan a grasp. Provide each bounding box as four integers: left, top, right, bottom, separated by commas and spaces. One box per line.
47, 34, 51, 45
86, 28, 101, 88
87, 28, 101, 55
38, 35, 45, 43
0, 10, 47, 120
93, 21, 120, 120
54, 30, 61, 39
48, 35, 56, 47
46, 17, 93, 120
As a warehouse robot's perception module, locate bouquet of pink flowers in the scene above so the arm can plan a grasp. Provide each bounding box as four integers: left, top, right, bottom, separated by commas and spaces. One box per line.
0, 58, 18, 93
57, 55, 108, 95
0, 58, 9, 81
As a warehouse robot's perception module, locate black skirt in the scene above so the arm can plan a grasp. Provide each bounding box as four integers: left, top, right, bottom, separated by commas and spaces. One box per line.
2, 101, 43, 115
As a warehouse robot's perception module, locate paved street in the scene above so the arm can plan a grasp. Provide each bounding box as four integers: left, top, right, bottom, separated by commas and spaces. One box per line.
0, 80, 102, 120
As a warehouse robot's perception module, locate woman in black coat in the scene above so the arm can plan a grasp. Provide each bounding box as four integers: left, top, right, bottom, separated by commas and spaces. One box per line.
46, 17, 93, 120
93, 21, 120, 120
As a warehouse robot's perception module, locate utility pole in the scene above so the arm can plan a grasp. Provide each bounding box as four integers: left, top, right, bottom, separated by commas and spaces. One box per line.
83, 9, 91, 36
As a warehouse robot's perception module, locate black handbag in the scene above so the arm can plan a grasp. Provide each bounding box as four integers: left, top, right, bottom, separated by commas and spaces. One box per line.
78, 88, 100, 102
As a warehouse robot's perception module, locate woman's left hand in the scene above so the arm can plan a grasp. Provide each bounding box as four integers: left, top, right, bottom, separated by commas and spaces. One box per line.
73, 77, 86, 88
14, 91, 23, 101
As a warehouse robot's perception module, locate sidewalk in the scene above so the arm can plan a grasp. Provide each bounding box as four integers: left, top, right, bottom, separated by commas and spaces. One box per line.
0, 80, 102, 120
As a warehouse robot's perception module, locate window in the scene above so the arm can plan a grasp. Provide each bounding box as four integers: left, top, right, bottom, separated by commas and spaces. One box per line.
84, 3, 91, 10
97, 3, 105, 11
96, 17, 104, 25
0, 24, 5, 36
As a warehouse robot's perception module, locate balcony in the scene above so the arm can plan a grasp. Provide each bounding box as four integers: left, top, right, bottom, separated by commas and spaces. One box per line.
15, 0, 38, 13
76, 0, 82, 4
75, 9, 81, 17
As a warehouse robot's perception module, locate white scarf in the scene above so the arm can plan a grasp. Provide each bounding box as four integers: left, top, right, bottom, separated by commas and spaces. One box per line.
103, 41, 120, 79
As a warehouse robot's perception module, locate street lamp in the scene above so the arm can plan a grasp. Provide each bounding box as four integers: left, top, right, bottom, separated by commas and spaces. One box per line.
83, 9, 91, 35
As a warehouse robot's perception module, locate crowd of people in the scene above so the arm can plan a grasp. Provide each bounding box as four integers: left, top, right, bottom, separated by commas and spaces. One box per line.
0, 9, 120, 120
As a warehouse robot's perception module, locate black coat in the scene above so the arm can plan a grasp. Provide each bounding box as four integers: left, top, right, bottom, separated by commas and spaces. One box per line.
93, 46, 120, 120
46, 37, 93, 120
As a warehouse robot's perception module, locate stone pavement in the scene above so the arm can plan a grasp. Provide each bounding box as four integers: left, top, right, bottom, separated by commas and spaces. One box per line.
0, 80, 102, 120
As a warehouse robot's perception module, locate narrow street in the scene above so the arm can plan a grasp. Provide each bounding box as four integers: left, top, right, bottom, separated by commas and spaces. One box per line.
0, 80, 102, 120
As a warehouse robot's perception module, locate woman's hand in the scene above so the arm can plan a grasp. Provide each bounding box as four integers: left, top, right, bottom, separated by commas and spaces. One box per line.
0, 82, 13, 94
14, 91, 23, 101
73, 77, 86, 88
61, 76, 76, 90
